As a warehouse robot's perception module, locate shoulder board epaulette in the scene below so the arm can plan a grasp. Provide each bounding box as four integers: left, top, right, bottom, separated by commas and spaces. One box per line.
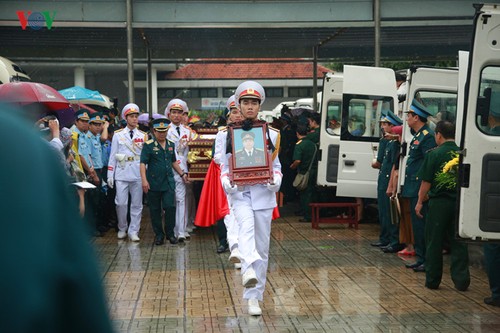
297, 139, 302, 144
145, 139, 154, 144
422, 129, 429, 135
167, 139, 175, 144
115, 128, 124, 133
269, 126, 279, 132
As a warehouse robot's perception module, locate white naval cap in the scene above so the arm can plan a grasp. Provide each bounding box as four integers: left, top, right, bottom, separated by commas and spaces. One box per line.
234, 81, 265, 106
121, 103, 140, 120
226, 94, 237, 110
164, 98, 189, 118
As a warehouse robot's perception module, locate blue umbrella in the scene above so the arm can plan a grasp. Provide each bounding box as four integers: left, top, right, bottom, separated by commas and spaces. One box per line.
58, 86, 105, 102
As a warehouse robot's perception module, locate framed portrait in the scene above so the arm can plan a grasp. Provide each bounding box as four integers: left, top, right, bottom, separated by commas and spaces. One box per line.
229, 123, 273, 186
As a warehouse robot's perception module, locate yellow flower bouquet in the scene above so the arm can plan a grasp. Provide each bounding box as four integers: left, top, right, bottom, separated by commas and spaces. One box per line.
435, 151, 459, 190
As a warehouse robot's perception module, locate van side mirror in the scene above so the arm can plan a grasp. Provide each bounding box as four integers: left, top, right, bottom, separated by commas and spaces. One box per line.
477, 87, 491, 127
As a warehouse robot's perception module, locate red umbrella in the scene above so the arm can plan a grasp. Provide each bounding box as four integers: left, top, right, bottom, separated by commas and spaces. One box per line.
0, 82, 69, 111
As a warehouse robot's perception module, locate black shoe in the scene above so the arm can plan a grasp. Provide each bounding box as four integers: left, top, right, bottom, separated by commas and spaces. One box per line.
484, 297, 500, 307
425, 284, 439, 290
370, 241, 388, 247
298, 218, 311, 223
217, 244, 229, 253
405, 261, 423, 269
178, 237, 185, 243
413, 264, 425, 272
155, 238, 164, 246
382, 244, 405, 253
169, 237, 178, 245
455, 282, 469, 292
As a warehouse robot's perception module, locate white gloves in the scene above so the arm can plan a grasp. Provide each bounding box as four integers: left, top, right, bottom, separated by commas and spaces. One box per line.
267, 173, 282, 193
107, 177, 114, 189
221, 176, 238, 194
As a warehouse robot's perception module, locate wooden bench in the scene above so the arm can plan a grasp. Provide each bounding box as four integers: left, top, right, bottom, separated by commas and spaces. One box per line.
309, 202, 360, 229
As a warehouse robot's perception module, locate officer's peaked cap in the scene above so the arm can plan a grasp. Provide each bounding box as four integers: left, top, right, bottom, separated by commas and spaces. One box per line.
165, 99, 189, 117
235, 81, 265, 106
75, 109, 90, 121
406, 99, 432, 118
89, 112, 105, 123
152, 118, 169, 131
380, 110, 402, 126
121, 103, 140, 120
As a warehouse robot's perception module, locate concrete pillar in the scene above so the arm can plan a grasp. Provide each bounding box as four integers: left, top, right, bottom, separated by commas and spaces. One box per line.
74, 67, 85, 87
151, 68, 158, 114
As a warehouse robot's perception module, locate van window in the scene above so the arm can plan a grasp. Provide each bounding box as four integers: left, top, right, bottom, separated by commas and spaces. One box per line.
325, 101, 341, 136
341, 94, 392, 142
477, 66, 500, 136
413, 90, 457, 130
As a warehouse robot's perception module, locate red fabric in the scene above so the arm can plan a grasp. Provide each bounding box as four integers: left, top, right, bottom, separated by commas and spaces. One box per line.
194, 160, 229, 227
0, 82, 69, 110
272, 206, 280, 220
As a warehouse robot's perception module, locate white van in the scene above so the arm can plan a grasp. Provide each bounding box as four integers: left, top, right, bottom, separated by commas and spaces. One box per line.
0, 56, 31, 84
457, 3, 500, 241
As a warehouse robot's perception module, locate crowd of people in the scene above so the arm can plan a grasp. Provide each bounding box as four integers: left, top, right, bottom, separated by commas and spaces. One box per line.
36, 76, 500, 314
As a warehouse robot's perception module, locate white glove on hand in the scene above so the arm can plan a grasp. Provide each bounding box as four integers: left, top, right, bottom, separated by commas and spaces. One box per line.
107, 178, 114, 189
267, 173, 282, 192
221, 176, 238, 194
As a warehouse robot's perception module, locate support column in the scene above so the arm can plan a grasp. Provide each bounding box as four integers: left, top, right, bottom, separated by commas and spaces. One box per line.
74, 67, 85, 87
374, 0, 381, 67
152, 68, 158, 114
312, 45, 318, 112
126, 0, 135, 102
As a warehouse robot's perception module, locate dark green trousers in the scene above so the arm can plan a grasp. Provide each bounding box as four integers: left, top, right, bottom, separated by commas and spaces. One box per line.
425, 197, 470, 290
484, 243, 500, 299
217, 219, 227, 247
409, 196, 427, 264
147, 190, 176, 240
300, 171, 317, 221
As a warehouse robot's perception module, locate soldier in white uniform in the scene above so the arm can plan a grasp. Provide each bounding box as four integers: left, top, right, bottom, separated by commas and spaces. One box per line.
219, 82, 282, 316
214, 95, 244, 268
166, 99, 198, 242
107, 103, 147, 241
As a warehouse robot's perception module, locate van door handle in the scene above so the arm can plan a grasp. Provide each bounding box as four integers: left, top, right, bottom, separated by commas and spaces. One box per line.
344, 160, 355, 166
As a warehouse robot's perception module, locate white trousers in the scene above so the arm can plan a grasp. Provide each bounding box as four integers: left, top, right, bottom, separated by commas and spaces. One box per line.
115, 180, 143, 236
174, 174, 188, 238
224, 195, 239, 251
233, 191, 273, 301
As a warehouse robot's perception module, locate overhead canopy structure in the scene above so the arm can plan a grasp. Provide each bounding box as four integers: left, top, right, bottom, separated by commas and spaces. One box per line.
0, 0, 476, 64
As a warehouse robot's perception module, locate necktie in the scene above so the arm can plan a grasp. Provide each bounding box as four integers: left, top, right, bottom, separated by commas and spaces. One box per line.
176, 126, 180, 135
129, 130, 134, 139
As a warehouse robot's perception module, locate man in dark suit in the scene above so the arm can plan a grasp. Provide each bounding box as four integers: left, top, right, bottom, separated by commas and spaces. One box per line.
235, 131, 266, 167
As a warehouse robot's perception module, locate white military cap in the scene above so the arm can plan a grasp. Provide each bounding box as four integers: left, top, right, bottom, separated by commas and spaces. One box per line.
165, 99, 189, 117
121, 103, 140, 120
234, 81, 266, 106
226, 95, 237, 110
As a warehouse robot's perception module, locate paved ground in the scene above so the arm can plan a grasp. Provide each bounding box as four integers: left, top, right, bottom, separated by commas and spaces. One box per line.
92, 204, 500, 333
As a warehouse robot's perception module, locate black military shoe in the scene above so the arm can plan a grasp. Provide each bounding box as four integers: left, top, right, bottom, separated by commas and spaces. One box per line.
169, 237, 178, 245
412, 264, 425, 272
217, 244, 229, 253
154, 238, 164, 246
484, 297, 500, 307
405, 261, 423, 269
382, 244, 405, 253
371, 241, 388, 247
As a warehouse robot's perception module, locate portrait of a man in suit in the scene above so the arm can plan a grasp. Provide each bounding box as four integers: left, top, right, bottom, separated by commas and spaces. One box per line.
235, 130, 266, 168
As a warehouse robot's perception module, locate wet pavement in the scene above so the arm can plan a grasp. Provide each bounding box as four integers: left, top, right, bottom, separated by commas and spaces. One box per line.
92, 207, 500, 332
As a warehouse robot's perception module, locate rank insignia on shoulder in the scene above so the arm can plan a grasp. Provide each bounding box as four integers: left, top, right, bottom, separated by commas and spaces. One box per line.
296, 139, 302, 144
146, 139, 153, 144
422, 130, 429, 135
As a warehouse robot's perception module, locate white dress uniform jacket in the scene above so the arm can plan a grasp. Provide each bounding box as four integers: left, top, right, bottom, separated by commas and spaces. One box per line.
107, 127, 147, 181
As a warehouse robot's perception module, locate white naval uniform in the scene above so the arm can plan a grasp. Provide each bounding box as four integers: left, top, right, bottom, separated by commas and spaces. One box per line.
220, 126, 282, 301
107, 127, 147, 237
167, 123, 197, 238
214, 129, 239, 251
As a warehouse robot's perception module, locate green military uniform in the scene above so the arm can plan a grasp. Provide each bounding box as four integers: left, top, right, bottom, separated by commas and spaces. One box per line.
140, 135, 177, 243
401, 123, 437, 264
375, 138, 389, 245
305, 127, 320, 144
293, 137, 318, 221
378, 138, 401, 247
417, 141, 470, 290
